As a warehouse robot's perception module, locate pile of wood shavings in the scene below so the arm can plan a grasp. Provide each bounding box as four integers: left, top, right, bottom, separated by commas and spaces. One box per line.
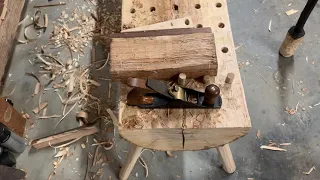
49, 9, 96, 54
33, 53, 101, 126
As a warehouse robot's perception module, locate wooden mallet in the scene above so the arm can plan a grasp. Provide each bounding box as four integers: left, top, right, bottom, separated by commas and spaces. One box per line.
279, 0, 318, 57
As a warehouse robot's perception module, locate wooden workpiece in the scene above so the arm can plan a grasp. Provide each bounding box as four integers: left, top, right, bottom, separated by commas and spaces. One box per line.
110, 28, 217, 81
31, 126, 99, 149
0, 0, 25, 81
117, 0, 251, 151
0, 98, 26, 137
121, 17, 194, 32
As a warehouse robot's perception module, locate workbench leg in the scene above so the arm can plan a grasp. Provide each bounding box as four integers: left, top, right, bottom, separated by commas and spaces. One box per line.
216, 144, 236, 173
119, 144, 143, 180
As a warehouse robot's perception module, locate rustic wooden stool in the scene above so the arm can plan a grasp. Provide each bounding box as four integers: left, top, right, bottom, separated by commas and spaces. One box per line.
114, 0, 252, 179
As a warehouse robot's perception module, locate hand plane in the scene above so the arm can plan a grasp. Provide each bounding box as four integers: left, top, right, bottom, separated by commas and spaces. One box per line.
126, 78, 222, 109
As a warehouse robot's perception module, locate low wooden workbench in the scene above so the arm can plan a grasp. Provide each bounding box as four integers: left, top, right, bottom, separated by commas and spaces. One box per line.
114, 0, 252, 179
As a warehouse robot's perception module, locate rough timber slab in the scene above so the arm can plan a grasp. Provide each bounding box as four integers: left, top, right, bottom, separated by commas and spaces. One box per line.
117, 0, 251, 151
110, 28, 218, 81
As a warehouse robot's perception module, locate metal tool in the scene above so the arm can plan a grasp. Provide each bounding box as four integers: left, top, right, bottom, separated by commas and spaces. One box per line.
279, 0, 318, 57
126, 78, 222, 109
0, 122, 27, 154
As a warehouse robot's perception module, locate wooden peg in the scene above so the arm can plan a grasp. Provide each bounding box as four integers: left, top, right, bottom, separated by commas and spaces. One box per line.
225, 73, 235, 84
177, 73, 186, 86
202, 75, 211, 85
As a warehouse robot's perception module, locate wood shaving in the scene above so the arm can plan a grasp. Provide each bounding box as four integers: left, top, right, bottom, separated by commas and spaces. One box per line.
93, 138, 114, 150
1, 79, 20, 98
268, 19, 272, 32
166, 151, 175, 158
260, 145, 287, 151
80, 69, 99, 101
84, 153, 90, 180
42, 54, 64, 66
139, 157, 148, 177
54, 101, 79, 128
54, 147, 69, 158
91, 141, 110, 146
38, 115, 62, 119
93, 146, 100, 166
33, 102, 48, 114
279, 143, 291, 146
303, 166, 316, 175
42, 107, 47, 117
47, 171, 56, 180
88, 79, 101, 87
49, 137, 82, 149
285, 101, 299, 115
34, 2, 66, 8
256, 129, 261, 139
34, 82, 40, 95
268, 142, 276, 147
96, 53, 109, 70
286, 9, 299, 16
68, 72, 75, 96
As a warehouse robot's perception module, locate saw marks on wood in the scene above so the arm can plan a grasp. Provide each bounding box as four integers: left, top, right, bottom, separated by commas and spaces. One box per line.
110, 28, 217, 81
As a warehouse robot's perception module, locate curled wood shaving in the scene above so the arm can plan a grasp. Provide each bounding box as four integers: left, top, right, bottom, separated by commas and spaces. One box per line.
88, 79, 101, 87
62, 95, 84, 105
25, 72, 41, 84
139, 157, 148, 177
2, 79, 20, 98
93, 138, 114, 150
303, 166, 316, 175
55, 101, 79, 128
285, 101, 300, 115
96, 53, 109, 70
36, 54, 53, 66
33, 102, 48, 114
166, 151, 175, 158
18, 15, 30, 26
54, 147, 69, 158
17, 39, 29, 44
42, 54, 64, 66
140, 149, 155, 157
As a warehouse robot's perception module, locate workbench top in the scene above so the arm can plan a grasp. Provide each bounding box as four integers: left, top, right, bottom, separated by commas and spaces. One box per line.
116, 0, 251, 151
